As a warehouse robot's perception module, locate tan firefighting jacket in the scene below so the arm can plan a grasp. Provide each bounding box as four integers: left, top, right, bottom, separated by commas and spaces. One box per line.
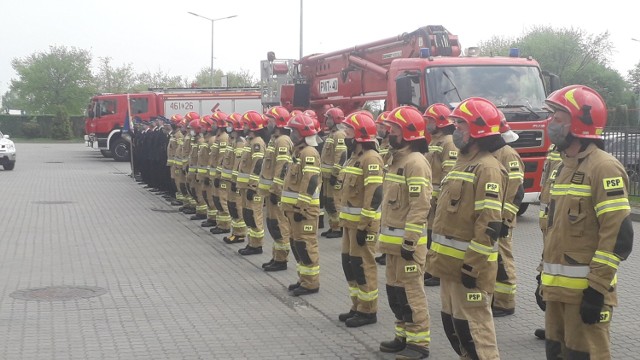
378, 137, 391, 165
378, 146, 432, 257
281, 144, 322, 217
187, 135, 202, 180
195, 134, 212, 182
209, 132, 229, 180
542, 143, 633, 306
336, 145, 385, 232
492, 144, 524, 229
539, 144, 562, 232
259, 134, 293, 196
230, 136, 247, 186
425, 132, 458, 199
428, 150, 507, 293
166, 129, 180, 166
320, 129, 347, 179
172, 131, 185, 168
180, 133, 191, 172
237, 135, 265, 191
219, 134, 239, 184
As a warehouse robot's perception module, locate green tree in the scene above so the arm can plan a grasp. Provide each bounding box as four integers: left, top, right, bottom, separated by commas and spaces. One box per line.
478, 35, 517, 57
130, 69, 184, 91
94, 57, 136, 93
9, 46, 95, 115
192, 67, 257, 88
628, 61, 640, 94
51, 105, 72, 140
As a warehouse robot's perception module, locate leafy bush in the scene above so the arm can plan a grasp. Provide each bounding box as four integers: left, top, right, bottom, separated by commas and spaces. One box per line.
51, 106, 72, 140
20, 119, 41, 138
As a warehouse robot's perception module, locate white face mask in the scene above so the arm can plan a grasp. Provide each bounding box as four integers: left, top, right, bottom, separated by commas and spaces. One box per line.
501, 130, 519, 143
190, 130, 196, 137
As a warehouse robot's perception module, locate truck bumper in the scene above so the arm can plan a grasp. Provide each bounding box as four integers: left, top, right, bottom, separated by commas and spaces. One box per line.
522, 192, 540, 205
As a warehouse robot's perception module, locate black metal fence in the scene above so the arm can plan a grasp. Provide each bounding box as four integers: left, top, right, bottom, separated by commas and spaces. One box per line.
603, 126, 640, 196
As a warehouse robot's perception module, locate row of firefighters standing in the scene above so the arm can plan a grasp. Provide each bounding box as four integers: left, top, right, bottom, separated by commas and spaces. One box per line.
156, 84, 632, 360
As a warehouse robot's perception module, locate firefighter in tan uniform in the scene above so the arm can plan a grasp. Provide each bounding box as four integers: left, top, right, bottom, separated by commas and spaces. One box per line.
192, 115, 214, 221
533, 143, 562, 340
200, 113, 222, 228
259, 106, 293, 271
377, 106, 432, 360
222, 113, 248, 244
237, 111, 268, 256
209, 112, 232, 235
422, 103, 457, 287
167, 114, 185, 206
281, 114, 323, 296
488, 117, 525, 317
427, 97, 507, 359
319, 107, 347, 238
184, 116, 204, 215
178, 112, 198, 214
374, 110, 392, 266
541, 85, 633, 359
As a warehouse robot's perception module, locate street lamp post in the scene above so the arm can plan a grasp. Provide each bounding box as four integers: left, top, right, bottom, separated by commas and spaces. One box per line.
187, 12, 238, 88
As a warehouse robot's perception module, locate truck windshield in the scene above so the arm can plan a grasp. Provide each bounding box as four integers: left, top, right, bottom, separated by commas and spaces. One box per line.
425, 65, 547, 121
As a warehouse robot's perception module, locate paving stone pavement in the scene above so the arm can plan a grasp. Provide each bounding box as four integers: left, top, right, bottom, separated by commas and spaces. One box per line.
0, 143, 638, 359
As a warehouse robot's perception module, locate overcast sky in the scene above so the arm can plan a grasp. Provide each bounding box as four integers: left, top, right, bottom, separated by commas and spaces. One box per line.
1, 0, 639, 102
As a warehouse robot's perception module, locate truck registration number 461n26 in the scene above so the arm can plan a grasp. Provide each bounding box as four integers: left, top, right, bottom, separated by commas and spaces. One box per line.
319, 78, 339, 94
169, 102, 195, 110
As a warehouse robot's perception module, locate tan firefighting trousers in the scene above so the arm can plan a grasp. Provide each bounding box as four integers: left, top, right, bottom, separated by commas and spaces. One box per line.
266, 196, 290, 262
341, 227, 378, 314
195, 179, 209, 216
286, 210, 319, 290
240, 188, 265, 248
440, 279, 499, 359
186, 171, 198, 209
424, 197, 438, 274
175, 168, 190, 206
212, 182, 231, 230
493, 232, 517, 310
545, 301, 612, 359
225, 182, 246, 237
386, 253, 430, 349
172, 165, 185, 203
322, 180, 340, 230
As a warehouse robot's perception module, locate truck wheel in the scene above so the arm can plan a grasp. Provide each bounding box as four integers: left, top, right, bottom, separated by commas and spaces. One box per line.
100, 149, 113, 158
3, 161, 15, 170
111, 138, 130, 162
517, 203, 529, 216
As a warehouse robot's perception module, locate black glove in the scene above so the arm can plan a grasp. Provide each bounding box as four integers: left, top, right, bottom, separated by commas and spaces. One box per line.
356, 229, 368, 246
580, 286, 604, 324
329, 175, 337, 186
214, 178, 220, 188
500, 222, 509, 238
270, 193, 279, 205
400, 247, 415, 261
246, 189, 256, 201
204, 178, 210, 186
231, 182, 237, 192
461, 272, 477, 289
293, 212, 305, 222
535, 274, 546, 311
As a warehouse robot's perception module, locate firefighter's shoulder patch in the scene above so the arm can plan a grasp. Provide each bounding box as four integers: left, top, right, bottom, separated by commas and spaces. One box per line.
337, 138, 345, 144
368, 164, 380, 172
404, 264, 418, 273
278, 146, 288, 153
253, 144, 261, 152
485, 182, 500, 192
449, 150, 458, 158
466, 292, 483, 302
305, 156, 315, 164
603, 176, 624, 190
509, 161, 520, 169
220, 142, 227, 147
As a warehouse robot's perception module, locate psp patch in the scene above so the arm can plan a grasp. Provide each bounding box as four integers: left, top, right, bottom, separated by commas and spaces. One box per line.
337, 138, 345, 144
404, 265, 418, 273
485, 182, 500, 192
603, 177, 624, 190
509, 161, 520, 170
368, 164, 380, 171
278, 147, 288, 153
220, 183, 227, 189
449, 150, 458, 158
220, 142, 227, 147
303, 225, 314, 232
466, 292, 483, 302
409, 185, 422, 197
305, 156, 315, 164
599, 311, 611, 323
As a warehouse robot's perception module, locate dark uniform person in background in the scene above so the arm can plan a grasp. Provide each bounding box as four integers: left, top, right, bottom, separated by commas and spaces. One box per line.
422, 103, 457, 287
281, 113, 323, 296
335, 112, 384, 328
541, 85, 633, 359
237, 111, 268, 256
490, 116, 524, 317
320, 107, 347, 238
427, 97, 506, 359
259, 106, 294, 272
378, 106, 432, 360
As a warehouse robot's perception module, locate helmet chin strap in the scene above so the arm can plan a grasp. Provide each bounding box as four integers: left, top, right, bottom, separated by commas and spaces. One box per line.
554, 133, 574, 152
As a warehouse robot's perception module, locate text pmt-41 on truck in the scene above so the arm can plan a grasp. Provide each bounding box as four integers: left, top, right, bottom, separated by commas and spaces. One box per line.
261, 25, 560, 215
85, 89, 262, 161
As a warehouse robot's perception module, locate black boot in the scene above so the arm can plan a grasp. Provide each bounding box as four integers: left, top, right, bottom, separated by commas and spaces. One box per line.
338, 310, 357, 322
288, 282, 301, 291
223, 235, 245, 244
210, 227, 230, 235
263, 261, 287, 272
423, 275, 440, 287
238, 245, 263, 255
325, 229, 343, 239
200, 219, 217, 227
375, 254, 386, 265
190, 214, 206, 220
292, 286, 319, 296
492, 307, 515, 317
534, 328, 546, 340
262, 259, 275, 268
380, 337, 406, 353
182, 208, 196, 215
345, 312, 377, 328
171, 200, 183, 206
395, 343, 430, 359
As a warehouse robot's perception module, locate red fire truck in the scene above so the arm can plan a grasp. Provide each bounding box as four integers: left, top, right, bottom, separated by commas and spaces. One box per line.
84, 89, 262, 161
261, 25, 560, 215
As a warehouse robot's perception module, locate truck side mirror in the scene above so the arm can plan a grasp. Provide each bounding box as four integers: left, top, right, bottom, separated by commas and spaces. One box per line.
396, 75, 414, 106
542, 71, 561, 93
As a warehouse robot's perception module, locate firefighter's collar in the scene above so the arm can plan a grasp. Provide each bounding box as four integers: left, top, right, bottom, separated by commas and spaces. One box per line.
562, 142, 598, 167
